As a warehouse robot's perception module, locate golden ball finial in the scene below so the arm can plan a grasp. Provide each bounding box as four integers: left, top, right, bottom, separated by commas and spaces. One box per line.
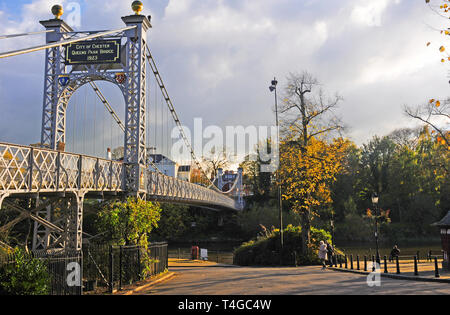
132, 1, 143, 15
51, 5, 64, 19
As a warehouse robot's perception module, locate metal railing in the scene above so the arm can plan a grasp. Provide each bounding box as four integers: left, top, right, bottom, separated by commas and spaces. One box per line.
0, 250, 82, 295
0, 142, 240, 210
332, 252, 446, 278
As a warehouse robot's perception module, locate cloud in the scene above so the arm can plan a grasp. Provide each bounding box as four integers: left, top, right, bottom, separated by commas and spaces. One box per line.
350, 0, 401, 27
0, 0, 447, 152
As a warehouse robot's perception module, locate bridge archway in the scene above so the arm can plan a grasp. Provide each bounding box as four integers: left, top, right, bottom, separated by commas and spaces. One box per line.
57, 75, 127, 156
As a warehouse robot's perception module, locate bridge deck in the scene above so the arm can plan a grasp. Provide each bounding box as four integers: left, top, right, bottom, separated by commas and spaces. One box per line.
0, 142, 238, 210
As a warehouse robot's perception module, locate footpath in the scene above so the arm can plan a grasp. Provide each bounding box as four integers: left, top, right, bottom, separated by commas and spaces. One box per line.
115, 259, 225, 295
115, 258, 449, 295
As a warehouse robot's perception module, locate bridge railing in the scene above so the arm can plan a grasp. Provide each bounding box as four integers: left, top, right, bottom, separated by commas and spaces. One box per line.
146, 170, 238, 209
0, 142, 124, 194
0, 142, 239, 209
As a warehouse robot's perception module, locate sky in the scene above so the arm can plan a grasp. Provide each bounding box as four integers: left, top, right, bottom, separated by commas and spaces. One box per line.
0, 0, 448, 161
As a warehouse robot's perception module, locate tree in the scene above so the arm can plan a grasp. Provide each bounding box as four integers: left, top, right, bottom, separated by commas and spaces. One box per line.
239, 140, 273, 201
280, 136, 350, 254
201, 146, 230, 179
278, 71, 345, 255
151, 203, 191, 240
404, 99, 449, 147
96, 197, 161, 247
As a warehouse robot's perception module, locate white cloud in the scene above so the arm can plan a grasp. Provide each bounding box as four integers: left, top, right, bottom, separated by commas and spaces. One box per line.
0, 0, 447, 149
351, 0, 401, 27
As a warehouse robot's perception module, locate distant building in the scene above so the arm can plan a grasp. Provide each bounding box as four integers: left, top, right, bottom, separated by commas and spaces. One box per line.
148, 154, 177, 177
177, 165, 191, 182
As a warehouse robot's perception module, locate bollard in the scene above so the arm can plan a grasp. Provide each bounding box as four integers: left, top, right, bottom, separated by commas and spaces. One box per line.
356, 255, 360, 270
384, 256, 388, 274
434, 257, 440, 278
396, 256, 400, 274
344, 255, 348, 269
414, 256, 419, 276
339, 255, 342, 268
372, 255, 375, 272
364, 256, 367, 271
350, 255, 354, 270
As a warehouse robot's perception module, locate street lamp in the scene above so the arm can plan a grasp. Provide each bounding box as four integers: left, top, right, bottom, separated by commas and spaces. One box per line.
269, 77, 283, 249
371, 193, 380, 264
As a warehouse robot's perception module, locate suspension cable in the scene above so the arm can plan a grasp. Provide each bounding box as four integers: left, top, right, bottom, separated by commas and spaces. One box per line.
0, 25, 135, 59
145, 43, 225, 193
88, 81, 125, 132
0, 29, 54, 40
87, 81, 164, 174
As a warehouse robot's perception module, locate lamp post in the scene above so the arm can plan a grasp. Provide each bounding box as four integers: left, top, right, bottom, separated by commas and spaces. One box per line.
270, 77, 283, 249
372, 193, 380, 264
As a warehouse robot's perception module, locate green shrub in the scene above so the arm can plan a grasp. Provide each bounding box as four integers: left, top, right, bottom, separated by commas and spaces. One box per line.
233, 225, 333, 266
0, 248, 50, 295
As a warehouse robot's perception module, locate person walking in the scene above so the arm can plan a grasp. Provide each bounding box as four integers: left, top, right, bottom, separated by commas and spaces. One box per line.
326, 241, 334, 267
319, 241, 328, 269
389, 245, 400, 262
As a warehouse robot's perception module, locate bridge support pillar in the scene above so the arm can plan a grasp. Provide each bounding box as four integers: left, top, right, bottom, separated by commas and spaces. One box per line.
237, 167, 244, 209
217, 168, 223, 190
121, 14, 151, 197
39, 18, 73, 149
32, 201, 52, 251
32, 192, 85, 253
64, 192, 85, 251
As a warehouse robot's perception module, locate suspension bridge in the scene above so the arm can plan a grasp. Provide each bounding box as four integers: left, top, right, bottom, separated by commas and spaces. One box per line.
0, 2, 244, 253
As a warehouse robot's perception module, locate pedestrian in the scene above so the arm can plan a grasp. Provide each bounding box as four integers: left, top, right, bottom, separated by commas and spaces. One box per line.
319, 241, 328, 269
326, 241, 334, 267
389, 245, 400, 262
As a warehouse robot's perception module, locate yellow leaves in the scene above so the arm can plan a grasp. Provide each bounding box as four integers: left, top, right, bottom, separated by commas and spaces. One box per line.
429, 99, 441, 107
366, 209, 372, 218
279, 136, 352, 213
436, 136, 447, 145
440, 46, 446, 52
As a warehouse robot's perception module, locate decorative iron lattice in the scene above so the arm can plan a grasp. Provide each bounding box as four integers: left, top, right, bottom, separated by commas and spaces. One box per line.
0, 143, 239, 210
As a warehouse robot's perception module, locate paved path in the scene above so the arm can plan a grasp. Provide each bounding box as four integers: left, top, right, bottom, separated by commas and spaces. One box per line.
138, 260, 450, 295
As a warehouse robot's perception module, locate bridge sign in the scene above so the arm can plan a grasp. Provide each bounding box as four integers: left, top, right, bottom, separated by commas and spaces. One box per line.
65, 39, 121, 65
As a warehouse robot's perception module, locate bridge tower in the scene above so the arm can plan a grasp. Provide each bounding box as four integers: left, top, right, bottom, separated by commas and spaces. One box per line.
34, 3, 151, 252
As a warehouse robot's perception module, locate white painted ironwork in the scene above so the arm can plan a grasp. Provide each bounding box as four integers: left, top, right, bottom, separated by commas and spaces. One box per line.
0, 142, 239, 209
0, 8, 244, 254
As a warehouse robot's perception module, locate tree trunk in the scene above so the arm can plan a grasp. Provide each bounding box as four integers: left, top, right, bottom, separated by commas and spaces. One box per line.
301, 209, 311, 256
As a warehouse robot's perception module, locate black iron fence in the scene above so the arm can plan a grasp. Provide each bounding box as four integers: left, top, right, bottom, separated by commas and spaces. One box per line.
331, 252, 445, 278
0, 242, 168, 295
0, 250, 83, 295
83, 242, 168, 294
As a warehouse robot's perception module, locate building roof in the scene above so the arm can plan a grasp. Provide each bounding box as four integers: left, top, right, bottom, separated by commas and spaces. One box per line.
432, 211, 450, 227
148, 154, 175, 165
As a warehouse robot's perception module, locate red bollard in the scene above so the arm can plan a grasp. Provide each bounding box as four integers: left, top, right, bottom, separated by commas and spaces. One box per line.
191, 246, 199, 260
